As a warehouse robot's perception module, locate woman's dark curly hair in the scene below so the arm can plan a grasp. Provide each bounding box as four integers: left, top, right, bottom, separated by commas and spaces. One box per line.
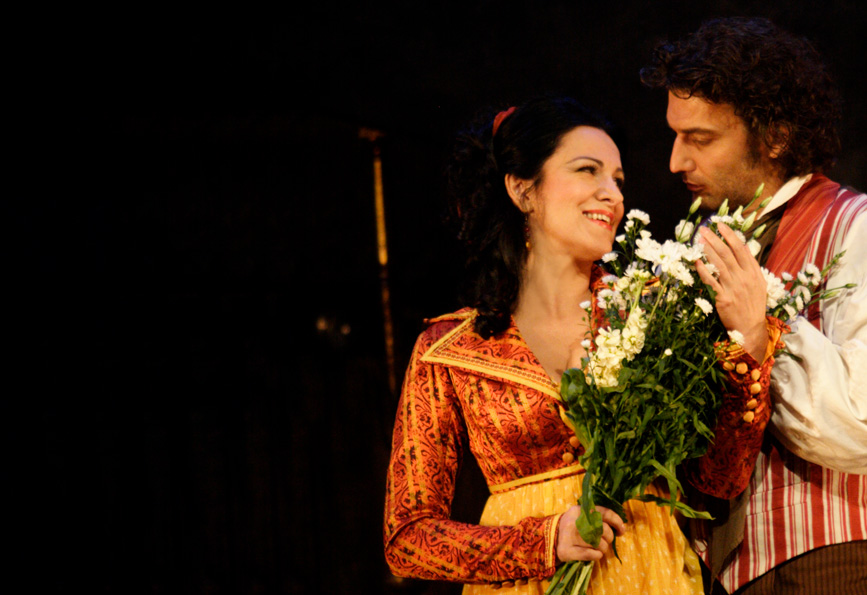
640, 17, 841, 179
445, 96, 620, 338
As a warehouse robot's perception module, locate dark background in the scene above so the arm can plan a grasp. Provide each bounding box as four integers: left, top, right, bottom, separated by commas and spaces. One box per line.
11, 2, 867, 594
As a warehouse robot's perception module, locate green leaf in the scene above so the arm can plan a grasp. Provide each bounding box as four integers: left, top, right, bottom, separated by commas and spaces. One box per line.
636, 493, 714, 520
575, 506, 603, 548
576, 472, 603, 547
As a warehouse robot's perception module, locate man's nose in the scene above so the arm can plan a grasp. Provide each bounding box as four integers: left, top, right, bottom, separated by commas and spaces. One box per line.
669, 137, 694, 173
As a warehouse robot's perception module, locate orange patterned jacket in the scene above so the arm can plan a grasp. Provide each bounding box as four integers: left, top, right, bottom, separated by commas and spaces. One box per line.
384, 291, 786, 584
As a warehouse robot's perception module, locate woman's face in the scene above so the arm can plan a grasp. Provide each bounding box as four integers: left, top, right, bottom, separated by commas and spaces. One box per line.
524, 126, 625, 263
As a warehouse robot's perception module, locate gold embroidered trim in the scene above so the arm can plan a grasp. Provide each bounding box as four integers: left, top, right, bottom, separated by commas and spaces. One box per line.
420, 313, 560, 400
489, 463, 585, 494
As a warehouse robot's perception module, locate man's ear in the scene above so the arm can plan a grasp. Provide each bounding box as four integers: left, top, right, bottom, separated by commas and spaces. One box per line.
505, 173, 533, 212
767, 122, 791, 160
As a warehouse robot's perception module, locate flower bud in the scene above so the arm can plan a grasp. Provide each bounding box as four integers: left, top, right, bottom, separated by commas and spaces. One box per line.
718, 199, 729, 217
751, 223, 767, 239
742, 210, 758, 230
688, 197, 703, 215
753, 182, 765, 201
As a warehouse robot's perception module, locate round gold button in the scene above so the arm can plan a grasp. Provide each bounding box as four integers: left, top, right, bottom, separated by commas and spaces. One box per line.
569, 436, 581, 449
562, 452, 575, 464
751, 369, 761, 381
723, 361, 735, 371
736, 362, 748, 375
746, 398, 758, 410
743, 411, 755, 423
750, 382, 762, 395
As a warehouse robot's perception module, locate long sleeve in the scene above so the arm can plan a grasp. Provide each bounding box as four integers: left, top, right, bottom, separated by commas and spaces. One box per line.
383, 328, 560, 584
767, 214, 867, 474
685, 318, 788, 499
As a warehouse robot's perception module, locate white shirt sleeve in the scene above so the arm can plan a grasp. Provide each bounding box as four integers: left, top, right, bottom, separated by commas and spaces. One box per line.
768, 210, 867, 474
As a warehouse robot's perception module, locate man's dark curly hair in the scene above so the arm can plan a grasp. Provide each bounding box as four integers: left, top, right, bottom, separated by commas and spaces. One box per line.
445, 96, 620, 338
640, 17, 841, 179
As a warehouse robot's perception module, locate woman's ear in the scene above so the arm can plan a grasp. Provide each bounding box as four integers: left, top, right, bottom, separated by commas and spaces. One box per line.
505, 173, 533, 212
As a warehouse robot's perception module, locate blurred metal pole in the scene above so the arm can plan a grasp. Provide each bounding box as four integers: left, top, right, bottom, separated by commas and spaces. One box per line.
360, 128, 398, 397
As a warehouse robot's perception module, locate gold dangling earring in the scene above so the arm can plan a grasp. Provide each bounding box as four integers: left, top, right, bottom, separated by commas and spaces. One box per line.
524, 214, 531, 251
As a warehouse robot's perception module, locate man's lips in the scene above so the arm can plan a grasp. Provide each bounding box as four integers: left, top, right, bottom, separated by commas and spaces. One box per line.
684, 182, 703, 193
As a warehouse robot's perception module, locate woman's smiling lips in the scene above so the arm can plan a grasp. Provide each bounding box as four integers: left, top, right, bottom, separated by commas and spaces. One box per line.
583, 210, 615, 230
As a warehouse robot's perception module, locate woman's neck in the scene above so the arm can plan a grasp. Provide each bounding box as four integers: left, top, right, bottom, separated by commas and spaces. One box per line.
514, 253, 594, 323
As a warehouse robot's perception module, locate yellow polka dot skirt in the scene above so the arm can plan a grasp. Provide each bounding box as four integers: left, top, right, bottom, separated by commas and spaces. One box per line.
463, 473, 703, 595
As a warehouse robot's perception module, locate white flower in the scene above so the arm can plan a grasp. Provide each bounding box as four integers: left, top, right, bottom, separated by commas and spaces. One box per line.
615, 234, 626, 243
795, 295, 805, 312
669, 260, 695, 286
747, 239, 761, 257
804, 263, 822, 285
674, 219, 695, 242
626, 209, 650, 224
783, 303, 798, 320
695, 297, 713, 315
710, 214, 735, 227
781, 272, 794, 282
762, 268, 787, 309
797, 271, 810, 285
602, 252, 618, 263
621, 307, 648, 359
682, 241, 704, 262
625, 220, 634, 230
581, 339, 592, 350
727, 330, 746, 345
623, 261, 649, 279
579, 300, 592, 310
636, 238, 695, 285
664, 348, 673, 356
795, 284, 812, 302
635, 234, 662, 263
597, 288, 615, 308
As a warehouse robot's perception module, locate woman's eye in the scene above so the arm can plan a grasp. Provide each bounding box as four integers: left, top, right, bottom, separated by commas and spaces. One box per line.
578, 165, 597, 174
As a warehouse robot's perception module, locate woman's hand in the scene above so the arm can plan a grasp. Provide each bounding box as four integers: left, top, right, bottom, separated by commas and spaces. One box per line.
556, 505, 625, 562
695, 223, 770, 362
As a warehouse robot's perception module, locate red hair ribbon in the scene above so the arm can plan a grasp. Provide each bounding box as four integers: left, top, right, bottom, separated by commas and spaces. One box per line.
492, 106, 516, 137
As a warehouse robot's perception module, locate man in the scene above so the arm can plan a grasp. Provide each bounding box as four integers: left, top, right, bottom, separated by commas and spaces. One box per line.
641, 17, 867, 595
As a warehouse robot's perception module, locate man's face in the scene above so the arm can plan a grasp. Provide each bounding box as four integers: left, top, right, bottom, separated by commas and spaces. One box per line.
666, 91, 781, 212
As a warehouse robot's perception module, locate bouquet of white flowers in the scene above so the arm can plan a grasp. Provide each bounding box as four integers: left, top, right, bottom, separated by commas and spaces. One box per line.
546, 191, 848, 595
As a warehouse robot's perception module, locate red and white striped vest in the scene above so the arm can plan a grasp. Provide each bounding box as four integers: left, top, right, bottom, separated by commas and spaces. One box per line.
717, 175, 867, 592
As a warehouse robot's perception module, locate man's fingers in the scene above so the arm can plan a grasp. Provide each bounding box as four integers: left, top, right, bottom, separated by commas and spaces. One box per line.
716, 223, 754, 267
695, 258, 720, 290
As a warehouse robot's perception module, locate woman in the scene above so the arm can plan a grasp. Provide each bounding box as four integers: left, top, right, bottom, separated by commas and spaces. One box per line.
384, 97, 780, 594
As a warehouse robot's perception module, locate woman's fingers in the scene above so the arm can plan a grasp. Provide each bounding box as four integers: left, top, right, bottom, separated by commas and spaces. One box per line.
556, 505, 626, 562
598, 505, 626, 536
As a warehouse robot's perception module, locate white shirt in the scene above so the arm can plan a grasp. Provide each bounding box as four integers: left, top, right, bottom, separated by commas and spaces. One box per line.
762, 176, 867, 474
